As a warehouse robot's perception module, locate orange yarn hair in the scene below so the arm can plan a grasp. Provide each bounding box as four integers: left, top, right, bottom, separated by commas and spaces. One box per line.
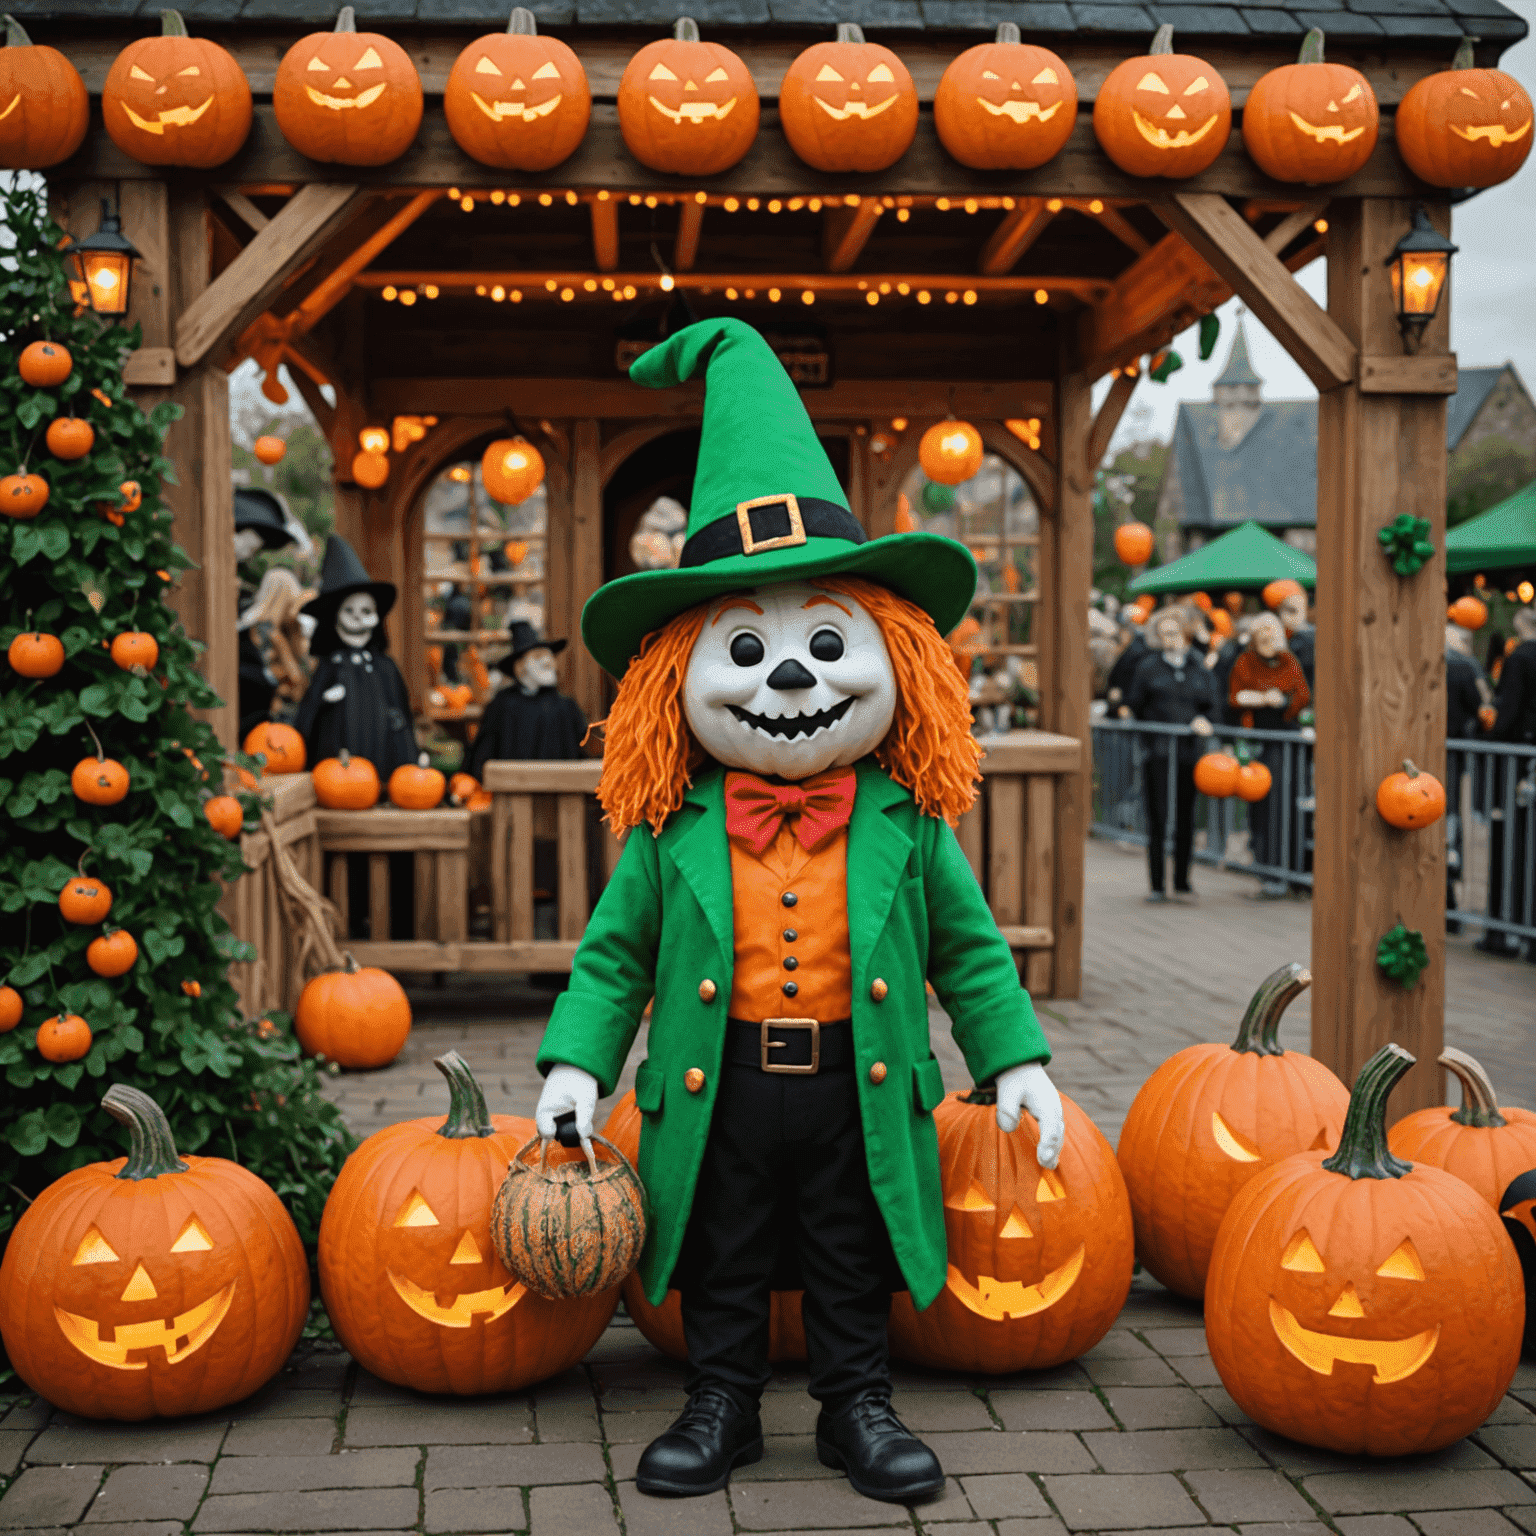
595, 575, 982, 834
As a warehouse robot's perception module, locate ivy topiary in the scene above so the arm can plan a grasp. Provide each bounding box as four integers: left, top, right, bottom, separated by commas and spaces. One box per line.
0, 184, 353, 1303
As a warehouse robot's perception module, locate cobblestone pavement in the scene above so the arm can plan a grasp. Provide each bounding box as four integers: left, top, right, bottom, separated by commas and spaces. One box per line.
3, 839, 1533, 1535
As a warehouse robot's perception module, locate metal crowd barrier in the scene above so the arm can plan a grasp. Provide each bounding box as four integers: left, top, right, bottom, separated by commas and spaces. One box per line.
1446, 738, 1536, 947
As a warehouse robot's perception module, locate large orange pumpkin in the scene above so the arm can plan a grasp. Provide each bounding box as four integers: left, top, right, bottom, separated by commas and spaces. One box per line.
1387, 1048, 1536, 1212
1094, 25, 1231, 179
103, 10, 253, 169
319, 1051, 617, 1393
481, 437, 544, 504
603, 1092, 807, 1361
242, 721, 306, 775
296, 952, 411, 1070
1242, 28, 1378, 185
888, 1086, 1132, 1373
618, 18, 757, 176
0, 473, 49, 519
445, 7, 590, 173
934, 24, 1076, 171
0, 1084, 308, 1420
274, 5, 423, 167
1375, 758, 1446, 829
312, 748, 379, 810
779, 23, 917, 174
389, 752, 446, 810
1113, 521, 1155, 565
0, 17, 89, 170
1396, 36, 1532, 190
9, 627, 63, 675
1206, 1043, 1524, 1455
72, 753, 130, 807
1116, 963, 1347, 1299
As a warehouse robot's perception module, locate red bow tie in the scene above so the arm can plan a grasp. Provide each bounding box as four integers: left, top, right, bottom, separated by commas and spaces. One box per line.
724, 768, 857, 855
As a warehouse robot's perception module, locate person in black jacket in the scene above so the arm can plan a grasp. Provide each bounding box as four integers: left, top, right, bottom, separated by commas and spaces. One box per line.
1445, 623, 1488, 924
1126, 607, 1219, 902
1483, 608, 1536, 957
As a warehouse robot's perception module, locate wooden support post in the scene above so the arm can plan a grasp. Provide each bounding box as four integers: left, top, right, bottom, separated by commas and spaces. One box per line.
1312, 198, 1450, 1112
823, 198, 882, 272
674, 198, 705, 272
570, 420, 604, 723
980, 198, 1055, 276
591, 195, 619, 272
1087, 369, 1138, 473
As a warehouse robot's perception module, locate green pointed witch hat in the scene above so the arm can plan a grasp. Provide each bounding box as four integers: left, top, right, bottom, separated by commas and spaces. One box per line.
582, 318, 977, 677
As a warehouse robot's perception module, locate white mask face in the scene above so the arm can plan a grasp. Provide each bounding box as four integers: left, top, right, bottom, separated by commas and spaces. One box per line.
233, 528, 265, 562
515, 647, 559, 690
1154, 616, 1185, 653
335, 592, 378, 647
1251, 614, 1284, 658
683, 582, 896, 780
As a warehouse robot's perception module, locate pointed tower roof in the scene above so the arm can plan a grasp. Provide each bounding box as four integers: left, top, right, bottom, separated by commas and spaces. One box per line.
1215, 320, 1262, 389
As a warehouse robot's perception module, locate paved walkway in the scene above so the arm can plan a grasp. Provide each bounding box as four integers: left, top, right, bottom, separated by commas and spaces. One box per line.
3, 840, 1533, 1536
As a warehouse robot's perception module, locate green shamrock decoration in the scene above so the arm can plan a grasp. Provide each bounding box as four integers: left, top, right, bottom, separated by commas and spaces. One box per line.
1376, 923, 1429, 988
1150, 348, 1184, 383
1377, 513, 1435, 577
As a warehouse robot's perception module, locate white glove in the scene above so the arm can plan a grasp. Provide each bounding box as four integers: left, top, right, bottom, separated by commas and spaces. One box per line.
322, 683, 346, 703
995, 1061, 1065, 1170
536, 1064, 598, 1141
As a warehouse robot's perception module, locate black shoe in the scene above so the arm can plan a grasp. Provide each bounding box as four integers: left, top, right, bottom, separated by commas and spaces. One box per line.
635, 1388, 763, 1497
815, 1392, 945, 1503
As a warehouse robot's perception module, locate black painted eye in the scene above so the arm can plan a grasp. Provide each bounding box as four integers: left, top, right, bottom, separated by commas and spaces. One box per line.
729, 632, 765, 667
809, 628, 844, 662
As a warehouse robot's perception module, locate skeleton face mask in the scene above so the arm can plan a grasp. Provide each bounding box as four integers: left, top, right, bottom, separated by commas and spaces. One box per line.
335, 592, 379, 648
684, 582, 896, 780
514, 646, 559, 691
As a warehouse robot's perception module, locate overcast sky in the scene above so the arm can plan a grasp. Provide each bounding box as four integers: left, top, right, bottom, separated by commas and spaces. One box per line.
1106, 0, 1536, 448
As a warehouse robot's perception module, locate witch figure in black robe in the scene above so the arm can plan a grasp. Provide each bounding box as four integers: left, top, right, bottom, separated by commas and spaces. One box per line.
464, 621, 587, 777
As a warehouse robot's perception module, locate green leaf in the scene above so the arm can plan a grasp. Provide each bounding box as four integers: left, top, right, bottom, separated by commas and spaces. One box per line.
5, 1110, 47, 1156
43, 1102, 80, 1148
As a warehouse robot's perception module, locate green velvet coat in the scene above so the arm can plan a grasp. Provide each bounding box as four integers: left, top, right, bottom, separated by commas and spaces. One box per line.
535, 760, 1051, 1310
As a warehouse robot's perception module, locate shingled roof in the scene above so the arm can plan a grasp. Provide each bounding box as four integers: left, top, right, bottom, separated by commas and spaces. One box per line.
8, 0, 1527, 47
1167, 398, 1319, 531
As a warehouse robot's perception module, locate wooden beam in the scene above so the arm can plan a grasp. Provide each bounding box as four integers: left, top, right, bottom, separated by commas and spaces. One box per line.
1156, 193, 1356, 391
590, 194, 619, 271
1086, 368, 1138, 474
570, 420, 604, 711
217, 189, 269, 234
980, 199, 1055, 276
1065, 199, 1150, 256
823, 197, 883, 273
174, 183, 363, 369
292, 189, 441, 331
1358, 354, 1458, 395
1264, 200, 1330, 256
674, 197, 705, 272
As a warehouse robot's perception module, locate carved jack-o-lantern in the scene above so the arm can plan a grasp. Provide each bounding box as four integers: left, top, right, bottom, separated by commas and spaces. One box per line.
274, 5, 423, 167
103, 11, 252, 169
1207, 1044, 1525, 1455
779, 23, 918, 174
1396, 36, 1532, 189
618, 18, 759, 176
0, 1085, 309, 1421
888, 1087, 1133, 1374
934, 24, 1077, 171
444, 7, 590, 173
1243, 29, 1378, 185
319, 1053, 617, 1394
0, 15, 90, 171
1094, 25, 1232, 179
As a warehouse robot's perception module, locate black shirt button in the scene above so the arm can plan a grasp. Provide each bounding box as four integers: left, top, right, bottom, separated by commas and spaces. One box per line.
782, 892, 797, 908
782, 981, 798, 997
783, 929, 798, 942
783, 956, 798, 971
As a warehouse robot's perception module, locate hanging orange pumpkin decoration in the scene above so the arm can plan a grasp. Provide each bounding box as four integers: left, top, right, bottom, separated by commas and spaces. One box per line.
1206, 1044, 1524, 1455
388, 752, 446, 810
1094, 25, 1231, 179
204, 795, 244, 840
1375, 759, 1446, 829
103, 10, 253, 168
482, 437, 545, 504
312, 748, 380, 809
1242, 29, 1378, 185
274, 5, 423, 167
45, 416, 94, 460
618, 18, 759, 176
1116, 964, 1347, 1299
86, 929, 139, 979
1193, 750, 1240, 799
887, 1085, 1133, 1373
1, 473, 49, 519
320, 1052, 617, 1393
36, 1013, 93, 1063
72, 754, 130, 807
1396, 36, 1532, 190
60, 875, 112, 925
242, 721, 306, 775
110, 632, 159, 673
446, 7, 590, 173
0, 17, 88, 170
1113, 521, 1155, 565
253, 435, 286, 466
1447, 594, 1488, 630
0, 986, 22, 1031
919, 420, 984, 486
8, 627, 64, 676
351, 449, 390, 489
296, 953, 412, 1070
18, 339, 71, 387
0, 1084, 309, 1421
779, 23, 918, 174
934, 24, 1076, 171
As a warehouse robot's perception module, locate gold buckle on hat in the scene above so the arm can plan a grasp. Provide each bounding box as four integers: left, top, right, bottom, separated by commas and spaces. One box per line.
736, 494, 806, 556
761, 1017, 820, 1074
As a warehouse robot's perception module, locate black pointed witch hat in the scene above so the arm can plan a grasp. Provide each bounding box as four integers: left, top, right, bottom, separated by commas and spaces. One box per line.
301, 536, 397, 655
234, 488, 296, 551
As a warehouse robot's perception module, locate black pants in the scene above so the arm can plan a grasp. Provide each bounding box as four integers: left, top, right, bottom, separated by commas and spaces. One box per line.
676, 1062, 895, 1412
1144, 754, 1197, 894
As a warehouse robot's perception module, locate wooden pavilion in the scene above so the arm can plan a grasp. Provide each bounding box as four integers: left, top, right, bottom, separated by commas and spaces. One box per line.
36, 0, 1528, 1109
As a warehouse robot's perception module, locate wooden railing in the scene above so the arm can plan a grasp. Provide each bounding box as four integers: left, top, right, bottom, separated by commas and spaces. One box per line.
225, 729, 1082, 997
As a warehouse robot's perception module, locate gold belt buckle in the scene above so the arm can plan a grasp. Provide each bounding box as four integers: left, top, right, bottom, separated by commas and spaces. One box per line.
761, 1017, 820, 1075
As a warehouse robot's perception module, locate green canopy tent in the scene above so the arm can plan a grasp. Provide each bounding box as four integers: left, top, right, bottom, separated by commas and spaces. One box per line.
1127, 519, 1317, 596
1445, 476, 1536, 576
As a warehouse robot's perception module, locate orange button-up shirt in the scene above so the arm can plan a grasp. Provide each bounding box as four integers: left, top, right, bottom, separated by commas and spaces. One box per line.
727, 822, 853, 1023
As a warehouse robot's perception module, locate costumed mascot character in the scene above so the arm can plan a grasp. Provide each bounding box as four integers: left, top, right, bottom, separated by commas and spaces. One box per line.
464, 621, 586, 775
533, 319, 1065, 1504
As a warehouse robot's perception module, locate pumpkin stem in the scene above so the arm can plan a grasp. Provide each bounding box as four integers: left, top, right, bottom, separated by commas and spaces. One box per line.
104, 1084, 190, 1180
674, 17, 700, 41
1453, 35, 1479, 70
836, 22, 867, 44
1297, 26, 1325, 64
508, 5, 537, 33
1443, 1046, 1507, 1127
434, 1050, 497, 1138
1402, 758, 1420, 779
1322, 1043, 1416, 1180
341, 950, 361, 975
3, 14, 32, 46
418, 751, 431, 768
1149, 22, 1176, 54
995, 21, 1021, 44
963, 1085, 998, 1105
159, 10, 189, 36
84, 720, 105, 762
335, 5, 357, 32
339, 748, 351, 767
1229, 961, 1310, 1056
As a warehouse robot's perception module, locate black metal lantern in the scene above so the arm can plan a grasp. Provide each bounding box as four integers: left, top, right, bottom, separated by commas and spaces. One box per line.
1385, 204, 1457, 355
68, 199, 142, 318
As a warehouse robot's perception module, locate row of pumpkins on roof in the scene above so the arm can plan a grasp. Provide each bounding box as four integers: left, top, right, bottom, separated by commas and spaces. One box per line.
2, 7, 1531, 190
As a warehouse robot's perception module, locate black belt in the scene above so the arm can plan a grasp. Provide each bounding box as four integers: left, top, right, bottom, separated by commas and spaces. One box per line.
726, 1016, 853, 1074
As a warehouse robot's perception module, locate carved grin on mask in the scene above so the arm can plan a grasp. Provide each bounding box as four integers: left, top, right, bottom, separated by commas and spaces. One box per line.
728, 697, 853, 740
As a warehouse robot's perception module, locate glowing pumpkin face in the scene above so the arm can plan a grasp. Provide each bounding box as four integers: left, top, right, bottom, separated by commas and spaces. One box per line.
1396, 39, 1532, 189
383, 1186, 527, 1329
1094, 26, 1231, 179
779, 24, 918, 173
1242, 29, 1378, 185
444, 9, 590, 173
934, 27, 1077, 171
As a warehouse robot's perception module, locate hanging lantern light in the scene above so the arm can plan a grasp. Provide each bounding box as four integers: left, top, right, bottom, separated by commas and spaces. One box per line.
482, 436, 545, 504
919, 419, 984, 486
358, 426, 390, 455
1386, 205, 1457, 354
67, 199, 141, 317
